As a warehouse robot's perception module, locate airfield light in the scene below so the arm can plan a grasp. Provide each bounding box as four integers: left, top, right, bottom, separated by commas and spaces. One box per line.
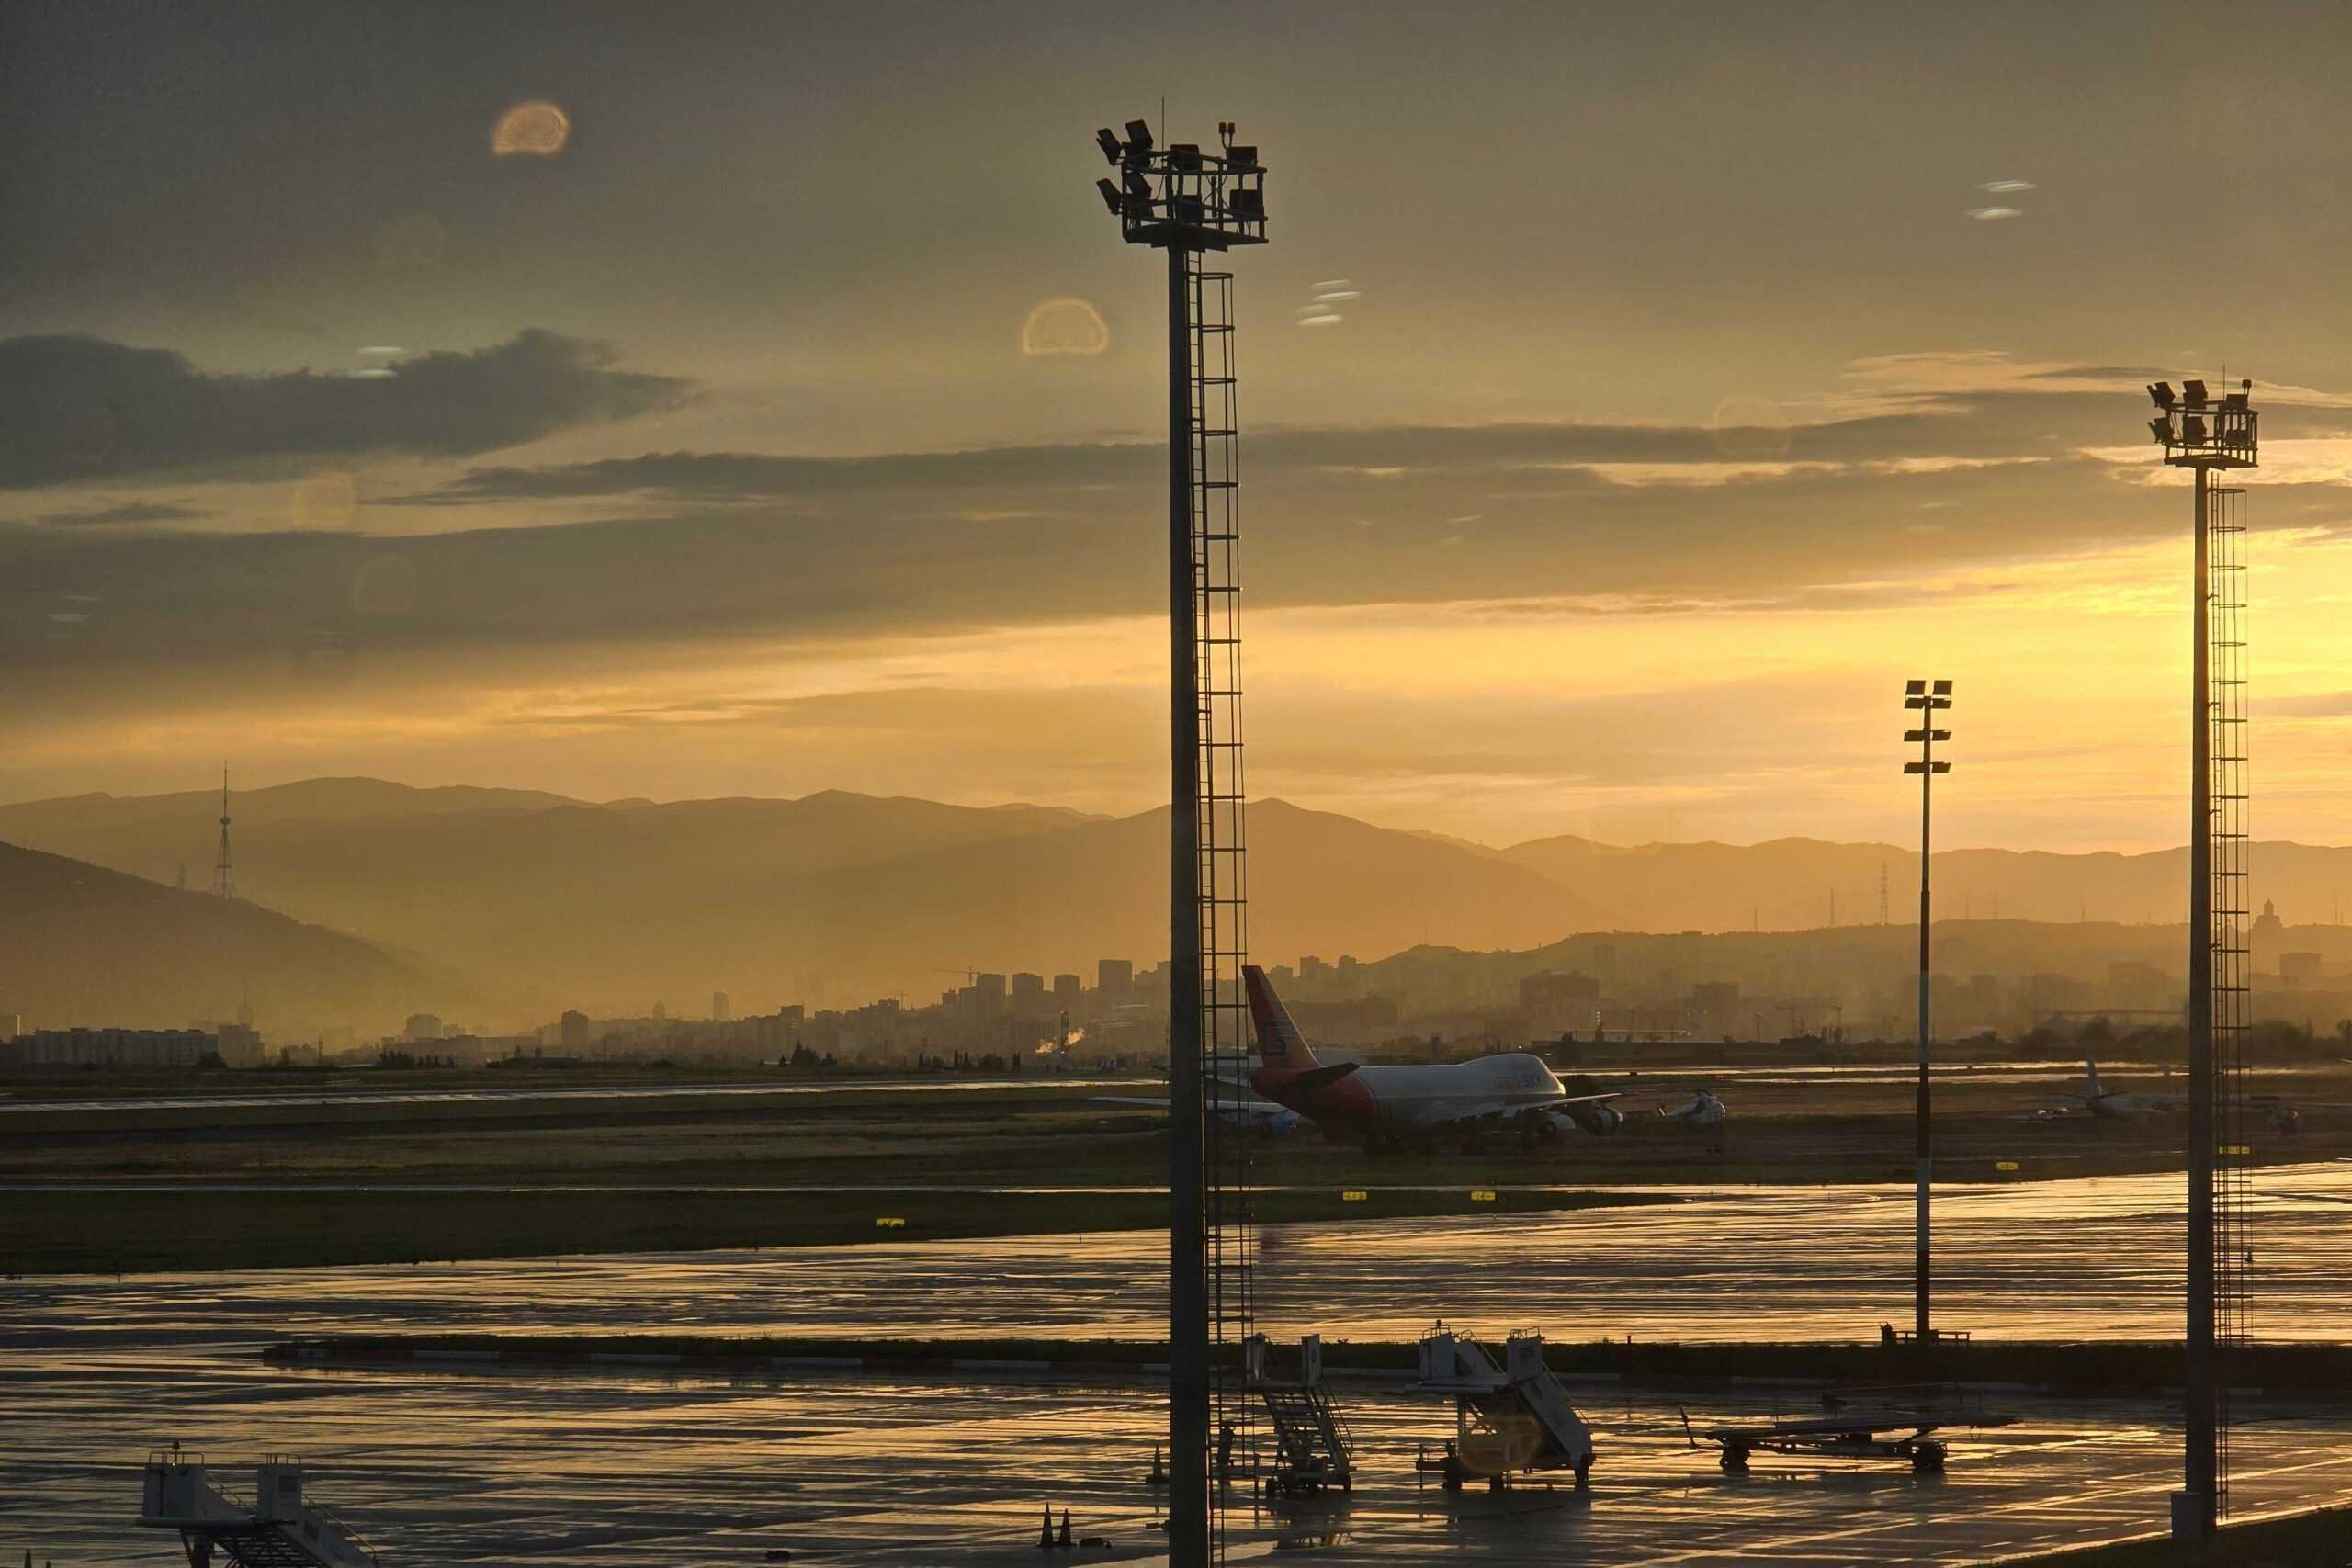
1902, 677, 1953, 1347
1094, 113, 1269, 1568
2141, 377, 2260, 1541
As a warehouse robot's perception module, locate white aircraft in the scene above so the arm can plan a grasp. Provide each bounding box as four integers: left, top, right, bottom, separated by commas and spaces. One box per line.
1244, 966, 1622, 1150
1091, 1089, 1304, 1135
2056, 1060, 2189, 1121
1657, 1089, 1728, 1129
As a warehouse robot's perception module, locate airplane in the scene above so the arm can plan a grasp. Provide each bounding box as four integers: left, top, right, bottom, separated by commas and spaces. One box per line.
1243, 965, 1623, 1151
1090, 1089, 1305, 1135
2050, 1060, 2188, 1121
1657, 1089, 1728, 1129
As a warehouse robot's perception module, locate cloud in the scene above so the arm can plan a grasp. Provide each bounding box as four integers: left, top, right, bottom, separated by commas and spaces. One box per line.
0, 331, 691, 490
33, 501, 209, 528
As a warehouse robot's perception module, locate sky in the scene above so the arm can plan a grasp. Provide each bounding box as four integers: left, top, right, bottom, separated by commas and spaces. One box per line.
6, 0, 2352, 852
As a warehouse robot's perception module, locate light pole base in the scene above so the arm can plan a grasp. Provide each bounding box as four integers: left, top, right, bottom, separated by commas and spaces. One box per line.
2169, 1489, 2213, 1542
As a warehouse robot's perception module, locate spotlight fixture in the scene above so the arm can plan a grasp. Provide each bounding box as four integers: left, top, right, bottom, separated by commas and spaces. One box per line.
1096, 127, 1124, 165
1124, 118, 1153, 152
2148, 381, 2176, 411
2183, 378, 2209, 408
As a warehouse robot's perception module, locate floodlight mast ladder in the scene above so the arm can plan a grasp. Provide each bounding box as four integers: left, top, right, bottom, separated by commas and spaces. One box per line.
2144, 377, 2256, 1539
2208, 479, 2251, 1513
1092, 116, 1268, 1568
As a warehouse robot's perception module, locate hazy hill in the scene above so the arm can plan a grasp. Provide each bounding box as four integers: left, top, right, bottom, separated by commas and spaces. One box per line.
0, 785, 1587, 1020
10, 778, 2352, 1027
1499, 834, 2352, 933
0, 841, 460, 1036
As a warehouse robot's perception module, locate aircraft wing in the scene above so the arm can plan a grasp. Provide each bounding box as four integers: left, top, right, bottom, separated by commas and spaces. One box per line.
1417, 1092, 1620, 1131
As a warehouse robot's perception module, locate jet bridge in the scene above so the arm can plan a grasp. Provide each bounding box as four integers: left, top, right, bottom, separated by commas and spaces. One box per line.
1413, 1324, 1595, 1489
139, 1449, 382, 1567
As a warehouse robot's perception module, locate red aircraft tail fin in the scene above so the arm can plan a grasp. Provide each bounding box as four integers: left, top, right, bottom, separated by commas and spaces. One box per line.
1243, 964, 1320, 1069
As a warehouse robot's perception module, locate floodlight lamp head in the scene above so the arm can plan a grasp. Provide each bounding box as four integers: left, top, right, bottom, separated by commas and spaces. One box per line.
2150, 416, 2173, 445
1930, 728, 1951, 741
1905, 728, 1928, 743
1905, 679, 1928, 696
2184, 378, 2209, 408
1904, 761, 1928, 774
1931, 679, 1952, 696
1905, 696, 1928, 709
1124, 118, 1154, 152
1096, 128, 1123, 165
1096, 177, 1122, 215
2148, 381, 2175, 411
1931, 761, 1951, 774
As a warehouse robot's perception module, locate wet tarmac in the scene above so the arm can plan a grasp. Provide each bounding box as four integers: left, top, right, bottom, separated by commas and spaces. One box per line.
9, 1163, 2352, 1563
10, 1165, 2351, 1348
7, 1348, 2352, 1566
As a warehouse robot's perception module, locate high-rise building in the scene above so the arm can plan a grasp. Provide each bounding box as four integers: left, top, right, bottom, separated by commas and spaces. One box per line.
560, 1010, 591, 1054
974, 973, 1009, 1017
1097, 958, 1134, 1002
1012, 972, 1046, 1013
1053, 973, 1082, 1004
712, 990, 731, 1021
403, 1012, 443, 1042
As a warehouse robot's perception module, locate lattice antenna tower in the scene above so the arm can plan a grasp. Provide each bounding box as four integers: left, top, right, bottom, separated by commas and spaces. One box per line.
1091, 115, 1267, 1568
211, 762, 234, 900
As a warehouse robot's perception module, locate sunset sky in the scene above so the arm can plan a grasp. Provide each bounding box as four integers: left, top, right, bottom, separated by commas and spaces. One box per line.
7, 0, 2352, 851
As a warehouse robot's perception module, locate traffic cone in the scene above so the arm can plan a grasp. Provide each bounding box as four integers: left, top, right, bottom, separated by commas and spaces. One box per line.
1058, 1510, 1074, 1549
1148, 1445, 1168, 1485
1038, 1504, 1055, 1549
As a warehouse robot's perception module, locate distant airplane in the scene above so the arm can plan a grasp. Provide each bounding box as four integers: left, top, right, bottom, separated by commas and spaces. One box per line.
2053, 1060, 2189, 1121
1243, 965, 1622, 1151
1091, 1089, 1304, 1135
1657, 1089, 1728, 1129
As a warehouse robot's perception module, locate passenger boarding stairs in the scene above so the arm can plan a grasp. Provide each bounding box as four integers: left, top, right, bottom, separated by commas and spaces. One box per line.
140, 1450, 382, 1567
1246, 1334, 1354, 1496
1415, 1325, 1595, 1488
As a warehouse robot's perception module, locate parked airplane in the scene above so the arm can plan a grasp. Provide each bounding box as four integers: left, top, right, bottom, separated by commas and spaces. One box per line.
2055, 1060, 2189, 1121
1657, 1089, 1728, 1129
1091, 1089, 1304, 1135
1243, 965, 1622, 1150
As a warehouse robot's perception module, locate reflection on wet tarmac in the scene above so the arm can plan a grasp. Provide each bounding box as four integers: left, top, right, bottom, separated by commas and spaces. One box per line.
7, 1164, 2351, 1562
7, 1355, 2352, 1565
10, 1165, 2349, 1347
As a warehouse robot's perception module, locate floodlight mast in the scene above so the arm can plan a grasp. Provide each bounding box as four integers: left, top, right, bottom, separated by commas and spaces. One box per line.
1093, 117, 1268, 1568
2146, 377, 2258, 1542
1901, 679, 1952, 1344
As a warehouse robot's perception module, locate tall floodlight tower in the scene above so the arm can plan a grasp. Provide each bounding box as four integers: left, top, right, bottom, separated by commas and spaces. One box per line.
211, 763, 235, 900
2145, 377, 2258, 1540
1902, 679, 1951, 1341
1091, 117, 1268, 1568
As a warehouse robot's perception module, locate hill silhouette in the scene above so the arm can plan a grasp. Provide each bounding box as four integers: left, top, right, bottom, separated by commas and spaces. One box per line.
6, 778, 2350, 1026
0, 841, 465, 1037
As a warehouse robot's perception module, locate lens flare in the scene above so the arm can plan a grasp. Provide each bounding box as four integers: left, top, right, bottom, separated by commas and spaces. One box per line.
492, 100, 571, 157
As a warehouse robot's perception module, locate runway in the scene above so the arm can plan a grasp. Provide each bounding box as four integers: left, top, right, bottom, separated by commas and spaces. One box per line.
10, 1164, 2351, 1348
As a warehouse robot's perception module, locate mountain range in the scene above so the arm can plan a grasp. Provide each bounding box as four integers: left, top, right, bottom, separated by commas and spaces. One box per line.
0, 840, 469, 1036
5, 778, 2350, 1030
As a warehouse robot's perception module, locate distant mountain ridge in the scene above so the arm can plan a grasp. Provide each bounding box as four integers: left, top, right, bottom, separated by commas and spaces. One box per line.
6, 778, 2349, 1026
0, 841, 467, 1036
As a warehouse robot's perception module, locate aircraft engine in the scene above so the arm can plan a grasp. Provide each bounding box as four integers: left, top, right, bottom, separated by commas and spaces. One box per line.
1564, 1101, 1622, 1136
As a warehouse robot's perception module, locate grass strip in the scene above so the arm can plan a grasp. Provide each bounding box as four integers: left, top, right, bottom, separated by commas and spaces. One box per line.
0, 1184, 1668, 1276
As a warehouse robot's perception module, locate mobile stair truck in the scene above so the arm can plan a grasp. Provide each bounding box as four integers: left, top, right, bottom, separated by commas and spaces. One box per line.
1413, 1324, 1596, 1490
